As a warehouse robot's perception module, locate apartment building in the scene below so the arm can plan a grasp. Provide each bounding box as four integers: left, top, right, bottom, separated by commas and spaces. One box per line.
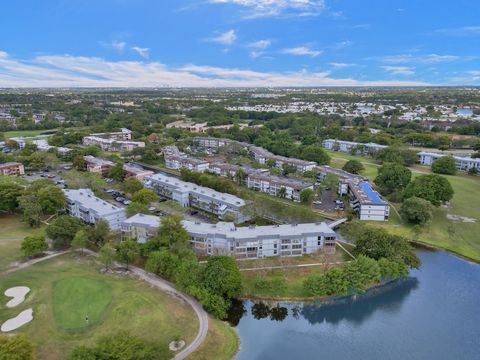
84, 156, 114, 174
121, 215, 336, 259
90, 128, 132, 140
63, 188, 126, 230
82, 136, 145, 152
246, 172, 314, 202
0, 162, 25, 176
123, 163, 154, 181
417, 151, 480, 172
144, 173, 247, 223
249, 146, 316, 173
316, 165, 390, 221
322, 139, 387, 154
163, 145, 210, 172
184, 221, 336, 259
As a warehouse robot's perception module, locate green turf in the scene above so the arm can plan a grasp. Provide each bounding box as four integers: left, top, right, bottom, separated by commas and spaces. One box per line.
0, 215, 45, 272
53, 277, 112, 330
4, 129, 58, 138
0, 253, 199, 360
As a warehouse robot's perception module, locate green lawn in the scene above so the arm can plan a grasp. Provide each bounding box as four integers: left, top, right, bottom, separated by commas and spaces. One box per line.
53, 277, 113, 331
0, 215, 45, 272
0, 254, 199, 360
4, 129, 58, 138
324, 150, 480, 262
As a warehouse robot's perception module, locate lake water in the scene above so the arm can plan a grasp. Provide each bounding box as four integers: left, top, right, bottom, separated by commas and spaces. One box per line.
232, 250, 480, 360
457, 108, 473, 117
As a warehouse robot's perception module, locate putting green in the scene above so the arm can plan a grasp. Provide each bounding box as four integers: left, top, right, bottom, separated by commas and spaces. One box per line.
53, 277, 112, 331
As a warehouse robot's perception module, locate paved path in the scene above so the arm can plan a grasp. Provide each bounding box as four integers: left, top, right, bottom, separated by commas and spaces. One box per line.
3, 250, 209, 360
240, 260, 350, 272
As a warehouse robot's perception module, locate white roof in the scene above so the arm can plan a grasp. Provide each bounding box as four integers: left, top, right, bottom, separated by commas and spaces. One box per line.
63, 188, 124, 216
123, 213, 160, 227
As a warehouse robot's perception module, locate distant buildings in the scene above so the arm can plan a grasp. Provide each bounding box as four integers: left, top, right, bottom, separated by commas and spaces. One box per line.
246, 172, 313, 202
123, 163, 154, 181
82, 128, 145, 152
322, 139, 387, 154
163, 146, 209, 172
417, 152, 480, 172
249, 146, 316, 173
166, 120, 251, 133
63, 188, 126, 230
121, 214, 337, 259
84, 156, 114, 174
0, 162, 25, 176
144, 173, 247, 223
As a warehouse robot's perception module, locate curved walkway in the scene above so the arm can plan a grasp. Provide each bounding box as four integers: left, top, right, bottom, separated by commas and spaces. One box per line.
3, 250, 208, 360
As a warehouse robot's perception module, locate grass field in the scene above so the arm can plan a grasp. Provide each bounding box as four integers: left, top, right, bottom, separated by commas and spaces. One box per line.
324, 150, 480, 262
188, 318, 239, 360
53, 277, 113, 330
0, 253, 199, 360
0, 215, 45, 272
4, 129, 58, 138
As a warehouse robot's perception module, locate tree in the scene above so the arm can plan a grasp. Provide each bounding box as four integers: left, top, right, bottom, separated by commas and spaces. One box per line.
265, 159, 276, 168
126, 201, 151, 217
0, 180, 22, 213
0, 333, 35, 360
36, 186, 66, 214
374, 163, 412, 195
117, 238, 139, 270
98, 243, 116, 270
468, 167, 478, 176
71, 229, 88, 254
19, 194, 42, 227
46, 215, 84, 248
342, 160, 364, 174
378, 258, 409, 280
108, 162, 125, 181
322, 173, 339, 191
72, 155, 86, 171
202, 256, 242, 300
27, 152, 47, 170
400, 197, 433, 225
145, 249, 180, 279
132, 188, 157, 204
353, 227, 420, 269
150, 216, 190, 253
431, 156, 457, 175
403, 174, 454, 207
87, 219, 110, 246
21, 235, 48, 258
123, 176, 143, 194
282, 163, 297, 175
299, 145, 330, 165
300, 188, 315, 204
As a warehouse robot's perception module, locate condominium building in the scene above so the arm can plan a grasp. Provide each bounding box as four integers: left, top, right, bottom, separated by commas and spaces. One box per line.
0, 162, 25, 176
144, 173, 247, 223
316, 165, 390, 221
90, 128, 132, 141
322, 139, 387, 154
184, 221, 336, 258
84, 156, 114, 174
163, 145, 210, 172
249, 146, 316, 173
417, 151, 480, 172
121, 213, 160, 243
123, 163, 154, 181
246, 172, 314, 202
63, 188, 126, 230
82, 136, 145, 152
121, 215, 337, 259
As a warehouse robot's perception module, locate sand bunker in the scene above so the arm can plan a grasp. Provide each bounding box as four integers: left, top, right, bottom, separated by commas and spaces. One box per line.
4, 286, 30, 308
1, 308, 33, 332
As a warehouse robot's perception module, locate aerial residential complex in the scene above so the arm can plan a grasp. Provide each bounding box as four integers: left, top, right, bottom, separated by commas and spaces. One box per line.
163, 146, 210, 172
417, 151, 480, 172
82, 128, 145, 152
84, 156, 114, 174
0, 162, 25, 176
63, 188, 126, 230
121, 214, 336, 259
245, 172, 314, 201
322, 139, 387, 154
144, 173, 247, 223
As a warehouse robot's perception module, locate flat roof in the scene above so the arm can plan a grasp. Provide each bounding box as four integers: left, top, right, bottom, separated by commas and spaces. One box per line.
64, 188, 125, 216
358, 181, 387, 205
146, 173, 246, 207
123, 213, 160, 227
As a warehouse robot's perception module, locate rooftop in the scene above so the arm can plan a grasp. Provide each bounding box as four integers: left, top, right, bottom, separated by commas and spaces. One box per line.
63, 188, 125, 216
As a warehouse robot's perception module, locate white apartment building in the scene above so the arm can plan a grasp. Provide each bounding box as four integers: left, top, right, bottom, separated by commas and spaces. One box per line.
121, 213, 160, 243
144, 173, 247, 223
322, 139, 387, 154
63, 188, 126, 230
246, 172, 314, 202
417, 151, 480, 172
82, 136, 145, 152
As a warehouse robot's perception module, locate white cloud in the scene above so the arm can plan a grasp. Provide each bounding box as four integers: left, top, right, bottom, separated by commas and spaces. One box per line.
207, 0, 326, 18
131, 46, 150, 58
467, 70, 480, 76
207, 29, 237, 46
330, 63, 356, 68
0, 50, 433, 88
247, 39, 271, 49
100, 40, 127, 51
435, 26, 480, 36
382, 66, 415, 76
281, 46, 321, 57
381, 54, 460, 64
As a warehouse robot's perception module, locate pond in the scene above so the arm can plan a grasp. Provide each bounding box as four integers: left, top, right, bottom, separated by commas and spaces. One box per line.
231, 250, 480, 360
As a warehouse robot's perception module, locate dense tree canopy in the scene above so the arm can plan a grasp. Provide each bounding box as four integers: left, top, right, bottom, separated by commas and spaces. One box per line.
46, 215, 84, 248
21, 235, 48, 258
374, 163, 412, 195
431, 156, 457, 175
0, 333, 35, 360
403, 174, 454, 206
342, 159, 364, 174
400, 197, 433, 225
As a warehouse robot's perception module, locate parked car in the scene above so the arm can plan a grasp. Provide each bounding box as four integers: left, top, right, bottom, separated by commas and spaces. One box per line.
123, 200, 132, 205
158, 198, 167, 203
115, 197, 125, 202
106, 189, 115, 194
148, 206, 156, 211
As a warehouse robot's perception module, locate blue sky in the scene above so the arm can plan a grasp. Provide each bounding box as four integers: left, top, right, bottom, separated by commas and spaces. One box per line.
0, 0, 479, 87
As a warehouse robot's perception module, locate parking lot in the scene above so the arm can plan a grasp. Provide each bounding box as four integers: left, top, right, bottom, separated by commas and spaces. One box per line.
313, 187, 346, 212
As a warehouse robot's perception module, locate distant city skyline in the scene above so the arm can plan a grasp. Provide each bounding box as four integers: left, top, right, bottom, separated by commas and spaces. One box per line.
0, 0, 479, 87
